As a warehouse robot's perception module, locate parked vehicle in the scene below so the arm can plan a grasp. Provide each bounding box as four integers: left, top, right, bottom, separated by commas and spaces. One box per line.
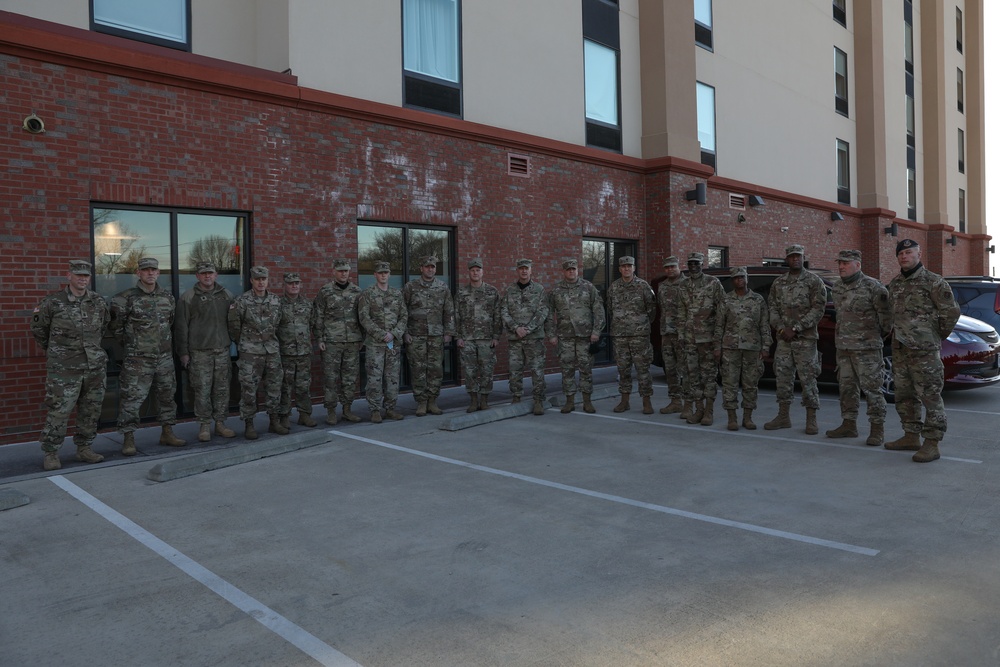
945, 276, 1000, 333
650, 267, 1000, 401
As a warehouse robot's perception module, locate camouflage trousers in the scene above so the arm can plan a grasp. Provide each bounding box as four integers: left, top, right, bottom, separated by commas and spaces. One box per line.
236, 351, 282, 420
365, 344, 401, 410
660, 333, 686, 399
188, 347, 231, 424
40, 363, 106, 452
279, 353, 313, 417
557, 337, 594, 395
508, 337, 546, 400
460, 339, 496, 394
321, 342, 361, 411
835, 348, 886, 423
720, 349, 764, 410
119, 353, 178, 432
613, 336, 654, 397
407, 335, 445, 401
686, 341, 719, 401
773, 338, 820, 409
892, 345, 947, 440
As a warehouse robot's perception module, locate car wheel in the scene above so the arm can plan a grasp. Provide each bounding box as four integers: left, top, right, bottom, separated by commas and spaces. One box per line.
881, 353, 896, 404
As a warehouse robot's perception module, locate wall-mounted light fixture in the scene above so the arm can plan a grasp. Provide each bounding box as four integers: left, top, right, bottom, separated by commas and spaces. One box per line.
884, 222, 898, 236
748, 195, 765, 207
988, 245, 996, 254
830, 211, 844, 221
827, 229, 834, 235
685, 183, 707, 205
737, 213, 746, 224
946, 235, 957, 246
22, 113, 45, 134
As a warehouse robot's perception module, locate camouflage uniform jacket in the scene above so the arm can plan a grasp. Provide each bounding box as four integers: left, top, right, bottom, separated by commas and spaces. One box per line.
227, 290, 281, 355
403, 278, 455, 337
715, 290, 771, 351
657, 275, 689, 335
607, 276, 656, 338
683, 273, 725, 344
768, 270, 827, 340
500, 281, 548, 340
277, 294, 314, 356
832, 271, 891, 350
312, 281, 363, 344
110, 282, 175, 357
175, 282, 233, 355
546, 279, 606, 339
31, 286, 109, 370
887, 265, 960, 350
358, 285, 408, 348
455, 282, 502, 341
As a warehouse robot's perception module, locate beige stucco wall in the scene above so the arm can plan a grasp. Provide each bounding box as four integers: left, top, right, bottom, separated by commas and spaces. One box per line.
0, 0, 88, 28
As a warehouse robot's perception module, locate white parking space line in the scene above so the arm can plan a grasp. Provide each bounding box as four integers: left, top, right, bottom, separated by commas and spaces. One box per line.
331, 432, 880, 557
48, 475, 362, 667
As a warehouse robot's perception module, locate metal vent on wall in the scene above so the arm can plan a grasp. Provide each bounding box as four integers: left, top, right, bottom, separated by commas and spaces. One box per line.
729, 194, 746, 210
508, 153, 531, 177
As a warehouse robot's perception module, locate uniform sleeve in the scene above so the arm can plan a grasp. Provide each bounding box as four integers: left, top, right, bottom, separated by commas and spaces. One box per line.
713, 299, 727, 350
933, 279, 961, 338
590, 284, 606, 337
527, 289, 548, 336
874, 283, 892, 339
491, 289, 503, 339
759, 298, 773, 349
392, 297, 408, 341
443, 289, 456, 337
109, 292, 128, 342
643, 283, 656, 324
800, 275, 827, 331
767, 279, 782, 330
174, 293, 190, 357
227, 300, 242, 344
30, 298, 53, 351
311, 292, 325, 341
500, 290, 514, 332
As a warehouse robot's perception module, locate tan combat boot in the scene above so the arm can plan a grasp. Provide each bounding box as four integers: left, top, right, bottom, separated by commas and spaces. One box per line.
370, 408, 383, 423
511, 395, 522, 404
415, 400, 428, 417
700, 400, 714, 426
687, 400, 705, 425
427, 398, 443, 416
641, 396, 654, 415
298, 412, 317, 427
884, 432, 921, 451
215, 420, 236, 438
825, 418, 858, 438
268, 415, 289, 435
244, 419, 258, 440
160, 425, 185, 447
326, 409, 339, 426
43, 452, 61, 471
561, 395, 575, 413
804, 408, 819, 435
583, 393, 596, 414
742, 408, 757, 430
385, 405, 404, 420
660, 397, 683, 415
532, 398, 545, 415
76, 446, 104, 464
341, 402, 361, 423
613, 393, 630, 413
279, 414, 290, 430
467, 393, 479, 413
479, 393, 490, 410
678, 400, 692, 421
866, 422, 884, 447
764, 403, 791, 430
912, 439, 940, 463
121, 432, 137, 456
198, 423, 211, 442
727, 409, 739, 431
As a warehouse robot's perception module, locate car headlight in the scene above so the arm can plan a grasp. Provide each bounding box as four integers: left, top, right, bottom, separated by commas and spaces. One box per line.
947, 330, 982, 344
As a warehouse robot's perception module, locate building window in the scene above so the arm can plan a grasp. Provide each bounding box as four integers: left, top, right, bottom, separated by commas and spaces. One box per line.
833, 0, 847, 26
91, 0, 190, 51
958, 188, 966, 233
836, 139, 851, 205
583, 237, 636, 365
697, 82, 717, 170
957, 68, 964, 113
906, 168, 917, 220
834, 47, 849, 117
694, 0, 713, 50
906, 95, 915, 147
958, 128, 965, 173
583, 0, 621, 153
903, 2, 914, 75
402, 0, 462, 117
956, 7, 963, 53
707, 246, 728, 269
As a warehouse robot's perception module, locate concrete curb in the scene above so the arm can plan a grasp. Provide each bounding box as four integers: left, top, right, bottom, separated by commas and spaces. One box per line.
147, 430, 334, 482
0, 488, 30, 511
439, 386, 624, 431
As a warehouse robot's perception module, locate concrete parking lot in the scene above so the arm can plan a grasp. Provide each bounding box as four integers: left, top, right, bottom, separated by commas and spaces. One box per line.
3, 370, 1000, 666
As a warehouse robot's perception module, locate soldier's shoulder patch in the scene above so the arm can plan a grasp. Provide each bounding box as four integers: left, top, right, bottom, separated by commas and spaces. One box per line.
33, 306, 40, 313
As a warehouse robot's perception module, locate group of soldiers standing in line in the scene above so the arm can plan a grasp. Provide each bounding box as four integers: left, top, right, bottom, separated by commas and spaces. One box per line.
31, 236, 959, 471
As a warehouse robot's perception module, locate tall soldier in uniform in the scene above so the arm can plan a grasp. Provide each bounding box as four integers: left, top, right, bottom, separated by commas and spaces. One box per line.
765, 244, 827, 434
501, 259, 549, 415
358, 261, 408, 422
175, 261, 235, 442
403, 255, 455, 416
682, 252, 725, 426
111, 257, 185, 454
312, 259, 363, 425
656, 256, 689, 416
885, 239, 961, 462
277, 272, 315, 429
547, 258, 606, 414
607, 256, 656, 414
455, 258, 502, 412
32, 260, 110, 470
826, 250, 891, 445
228, 265, 285, 439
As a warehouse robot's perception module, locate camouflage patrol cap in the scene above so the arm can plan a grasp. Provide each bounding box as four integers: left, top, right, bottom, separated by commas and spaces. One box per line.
421, 255, 439, 266
618, 256, 635, 266
374, 261, 391, 273
730, 266, 748, 278
283, 272, 301, 283
836, 249, 862, 262
562, 258, 578, 269
687, 252, 705, 264
468, 258, 483, 269
195, 261, 217, 274
785, 244, 805, 256
333, 258, 351, 271
662, 256, 680, 268
69, 260, 92, 275
250, 265, 268, 279
896, 239, 919, 254
137, 257, 159, 270
516, 258, 532, 268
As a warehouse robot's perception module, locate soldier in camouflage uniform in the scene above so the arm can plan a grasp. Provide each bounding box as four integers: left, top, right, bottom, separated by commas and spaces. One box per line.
765, 244, 827, 434
175, 261, 235, 442
277, 272, 315, 429
657, 256, 689, 416
111, 257, 186, 454
501, 258, 549, 415
227, 265, 285, 439
546, 258, 606, 414
714, 267, 771, 430
607, 256, 656, 414
312, 258, 363, 425
31, 260, 110, 471
885, 239, 961, 463
455, 258, 502, 412
826, 250, 891, 446
358, 261, 408, 422
403, 255, 455, 416
682, 252, 725, 426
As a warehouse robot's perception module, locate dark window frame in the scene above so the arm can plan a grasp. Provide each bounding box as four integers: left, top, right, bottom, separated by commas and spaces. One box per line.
834, 47, 849, 117
401, 0, 464, 118
836, 139, 851, 205
90, 0, 192, 51
583, 0, 622, 153
956, 6, 964, 53
833, 0, 847, 27
957, 67, 964, 113
958, 128, 965, 174
695, 0, 713, 51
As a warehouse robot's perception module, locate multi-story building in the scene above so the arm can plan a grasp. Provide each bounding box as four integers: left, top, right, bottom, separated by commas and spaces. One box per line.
0, 1, 987, 443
